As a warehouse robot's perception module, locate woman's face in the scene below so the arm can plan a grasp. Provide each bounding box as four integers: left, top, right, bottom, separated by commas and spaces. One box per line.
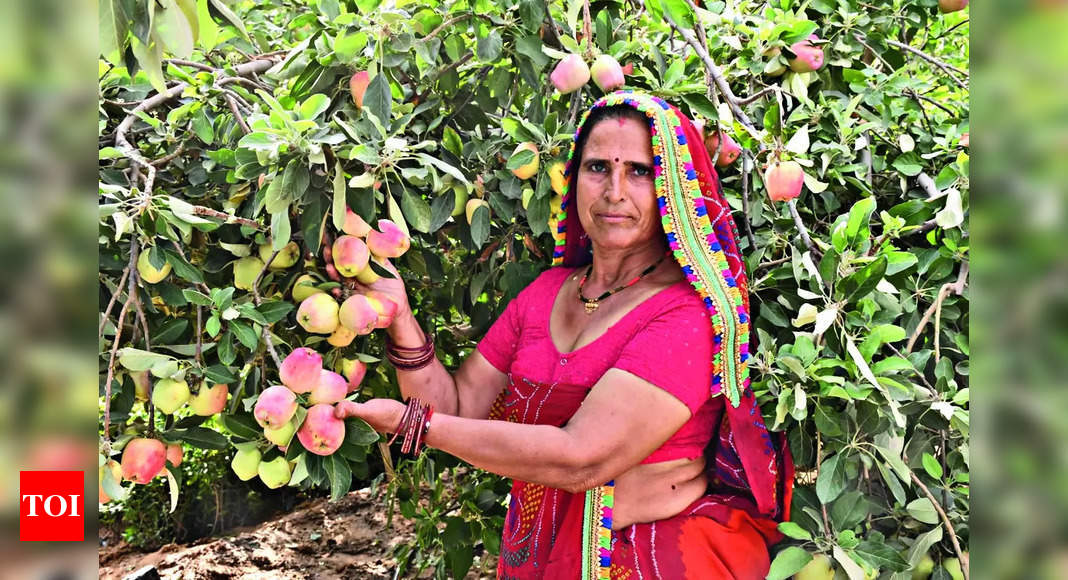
574, 116, 662, 254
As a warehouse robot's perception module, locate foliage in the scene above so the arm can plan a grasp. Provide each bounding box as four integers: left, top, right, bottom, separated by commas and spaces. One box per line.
98, 0, 968, 577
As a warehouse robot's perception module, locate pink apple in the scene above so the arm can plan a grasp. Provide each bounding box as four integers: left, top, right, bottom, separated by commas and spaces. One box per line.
365, 220, 410, 259
342, 208, 372, 237
280, 347, 323, 394
332, 235, 370, 277
296, 293, 340, 334
590, 55, 625, 91
339, 294, 378, 335
121, 438, 166, 484
339, 359, 367, 393
309, 370, 348, 405
297, 404, 347, 456
764, 161, 805, 202
788, 35, 825, 73
254, 385, 298, 428
550, 53, 590, 94
365, 290, 399, 329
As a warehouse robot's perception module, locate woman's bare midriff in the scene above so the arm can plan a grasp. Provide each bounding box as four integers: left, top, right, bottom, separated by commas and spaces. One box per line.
610, 455, 708, 530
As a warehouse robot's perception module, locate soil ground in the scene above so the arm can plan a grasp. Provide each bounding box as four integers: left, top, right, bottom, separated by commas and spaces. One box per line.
98, 488, 497, 579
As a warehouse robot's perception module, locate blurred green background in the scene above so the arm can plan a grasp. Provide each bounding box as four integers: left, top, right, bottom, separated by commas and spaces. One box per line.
0, 0, 1063, 577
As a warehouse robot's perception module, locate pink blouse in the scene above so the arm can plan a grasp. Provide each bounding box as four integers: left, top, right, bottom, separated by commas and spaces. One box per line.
477, 266, 723, 464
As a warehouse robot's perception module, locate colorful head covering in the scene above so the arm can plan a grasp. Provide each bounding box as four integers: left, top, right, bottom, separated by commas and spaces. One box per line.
554, 91, 793, 525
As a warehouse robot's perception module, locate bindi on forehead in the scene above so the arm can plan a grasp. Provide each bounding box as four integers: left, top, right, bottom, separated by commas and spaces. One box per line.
617, 117, 627, 127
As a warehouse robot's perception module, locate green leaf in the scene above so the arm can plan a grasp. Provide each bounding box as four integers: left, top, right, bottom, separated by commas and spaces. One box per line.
839, 256, 886, 304
257, 300, 295, 324
906, 498, 940, 524
364, 74, 392, 125
100, 0, 131, 64
161, 248, 205, 283
334, 32, 368, 61
470, 205, 490, 248
401, 189, 432, 233
442, 126, 463, 158
271, 210, 291, 249
165, 467, 180, 513
208, 0, 249, 40
165, 426, 230, 450
507, 149, 535, 170
344, 418, 381, 446
218, 331, 235, 365
155, 0, 195, 58
192, 108, 214, 143
830, 490, 870, 530
276, 158, 310, 211
324, 453, 352, 500
332, 161, 347, 231
222, 413, 261, 440
229, 320, 259, 350
118, 348, 174, 372
204, 364, 238, 384
892, 154, 923, 177
922, 452, 944, 479
777, 521, 813, 541
298, 93, 332, 120
477, 29, 503, 61
766, 546, 813, 580
415, 153, 469, 185
131, 36, 168, 95
816, 453, 849, 503
844, 196, 876, 247
430, 189, 455, 232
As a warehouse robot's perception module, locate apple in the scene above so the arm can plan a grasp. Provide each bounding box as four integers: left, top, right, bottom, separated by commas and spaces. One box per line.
764, 160, 805, 202
99, 459, 122, 503
280, 347, 323, 393
590, 54, 625, 91
309, 370, 348, 405
254, 385, 298, 428
550, 53, 590, 94
341, 208, 372, 237
510, 142, 539, 180
233, 256, 265, 291
291, 274, 324, 303
939, 0, 968, 13
788, 34, 825, 73
332, 235, 370, 278
327, 325, 357, 347
355, 256, 388, 284
231, 447, 262, 481
297, 403, 346, 456
296, 293, 340, 334
339, 294, 378, 335
943, 558, 964, 580
365, 220, 410, 259
121, 438, 166, 484
152, 377, 190, 414
132, 370, 151, 401
365, 290, 399, 328
450, 183, 469, 217
137, 250, 171, 284
257, 455, 292, 489
521, 187, 534, 210
350, 71, 370, 109
548, 162, 567, 196
339, 358, 367, 392
259, 241, 300, 270
165, 443, 183, 467
189, 382, 228, 416
796, 554, 834, 580
466, 199, 490, 225
704, 130, 742, 167
912, 554, 935, 580
264, 418, 296, 447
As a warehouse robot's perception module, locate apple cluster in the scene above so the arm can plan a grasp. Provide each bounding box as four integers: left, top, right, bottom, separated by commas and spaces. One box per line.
232, 348, 367, 488
293, 210, 407, 347
550, 53, 628, 94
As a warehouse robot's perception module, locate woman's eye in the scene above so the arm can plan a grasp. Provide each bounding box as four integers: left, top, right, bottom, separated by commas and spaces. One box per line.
633, 166, 651, 177
588, 161, 606, 173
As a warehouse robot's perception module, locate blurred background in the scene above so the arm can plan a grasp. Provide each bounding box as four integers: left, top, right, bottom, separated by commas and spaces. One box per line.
0, 0, 1060, 577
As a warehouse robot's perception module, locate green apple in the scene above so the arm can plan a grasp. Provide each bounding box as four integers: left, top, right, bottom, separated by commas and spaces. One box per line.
257, 455, 292, 489
796, 554, 834, 580
231, 447, 261, 481
259, 241, 301, 270
451, 183, 469, 217
291, 274, 324, 302
137, 250, 171, 284
233, 256, 265, 291
152, 378, 190, 414
264, 418, 297, 447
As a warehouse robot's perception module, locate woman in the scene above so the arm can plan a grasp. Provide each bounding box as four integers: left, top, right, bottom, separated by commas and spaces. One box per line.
336, 91, 792, 579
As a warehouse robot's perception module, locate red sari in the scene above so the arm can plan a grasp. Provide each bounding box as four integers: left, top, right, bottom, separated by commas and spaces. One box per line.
478, 268, 789, 579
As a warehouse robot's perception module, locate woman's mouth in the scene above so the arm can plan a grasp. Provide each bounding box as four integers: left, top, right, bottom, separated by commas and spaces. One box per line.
596, 213, 631, 223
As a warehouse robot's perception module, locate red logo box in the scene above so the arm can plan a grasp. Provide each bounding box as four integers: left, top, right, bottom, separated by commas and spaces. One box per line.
20, 471, 84, 541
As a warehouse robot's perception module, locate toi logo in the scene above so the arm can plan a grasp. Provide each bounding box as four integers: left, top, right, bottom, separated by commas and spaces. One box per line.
20, 471, 84, 541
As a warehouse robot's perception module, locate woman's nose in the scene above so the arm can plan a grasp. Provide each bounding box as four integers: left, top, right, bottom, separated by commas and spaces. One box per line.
603, 167, 627, 202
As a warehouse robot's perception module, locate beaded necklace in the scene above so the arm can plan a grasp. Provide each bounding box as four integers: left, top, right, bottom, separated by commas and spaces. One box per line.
576, 251, 669, 315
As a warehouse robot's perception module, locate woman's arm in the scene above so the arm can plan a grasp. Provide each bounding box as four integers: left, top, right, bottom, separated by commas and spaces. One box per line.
386, 310, 509, 419
337, 368, 692, 493
356, 260, 510, 419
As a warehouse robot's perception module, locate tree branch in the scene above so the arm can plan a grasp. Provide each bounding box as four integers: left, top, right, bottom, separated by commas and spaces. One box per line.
191, 205, 262, 229
910, 470, 969, 580
885, 38, 968, 88
667, 22, 753, 129
252, 249, 283, 369
905, 261, 968, 354
787, 199, 820, 258
738, 152, 758, 251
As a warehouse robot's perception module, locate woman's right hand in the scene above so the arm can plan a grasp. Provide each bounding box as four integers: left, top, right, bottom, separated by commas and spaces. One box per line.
354, 257, 412, 319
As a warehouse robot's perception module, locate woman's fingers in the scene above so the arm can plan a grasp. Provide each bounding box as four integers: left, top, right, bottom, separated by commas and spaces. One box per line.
334, 400, 360, 419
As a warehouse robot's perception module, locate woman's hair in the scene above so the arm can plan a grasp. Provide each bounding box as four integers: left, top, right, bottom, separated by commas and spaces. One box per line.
569, 105, 650, 175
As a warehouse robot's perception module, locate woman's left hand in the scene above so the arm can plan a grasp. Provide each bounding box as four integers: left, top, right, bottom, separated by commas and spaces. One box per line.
335, 399, 406, 434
